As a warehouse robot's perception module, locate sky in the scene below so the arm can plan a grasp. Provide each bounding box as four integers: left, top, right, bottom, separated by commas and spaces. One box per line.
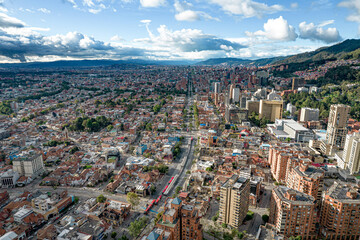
0, 0, 358, 63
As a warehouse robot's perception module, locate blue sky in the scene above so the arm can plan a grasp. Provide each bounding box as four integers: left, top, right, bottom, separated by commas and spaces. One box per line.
0, 0, 358, 62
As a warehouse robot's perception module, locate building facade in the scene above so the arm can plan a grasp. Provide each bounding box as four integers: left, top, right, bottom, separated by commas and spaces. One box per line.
320, 181, 360, 239
13, 152, 45, 178
300, 108, 319, 122
286, 163, 324, 203
259, 100, 283, 122
320, 104, 351, 155
270, 186, 318, 239
219, 175, 250, 228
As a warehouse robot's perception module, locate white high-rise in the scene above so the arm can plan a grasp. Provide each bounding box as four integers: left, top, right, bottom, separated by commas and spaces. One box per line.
232, 88, 240, 103
339, 132, 360, 174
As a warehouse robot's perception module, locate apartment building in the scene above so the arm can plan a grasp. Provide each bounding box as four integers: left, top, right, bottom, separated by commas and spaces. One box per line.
268, 145, 312, 183
286, 163, 324, 203
300, 108, 319, 122
156, 197, 202, 240
320, 181, 360, 239
259, 99, 283, 122
219, 175, 250, 228
320, 104, 351, 156
336, 132, 360, 175
13, 152, 45, 178
270, 186, 318, 239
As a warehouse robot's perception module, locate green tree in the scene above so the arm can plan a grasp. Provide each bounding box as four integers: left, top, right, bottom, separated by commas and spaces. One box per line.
175, 186, 182, 194
262, 214, 269, 223
150, 185, 156, 194
129, 217, 148, 237
127, 192, 140, 208
96, 194, 106, 203
111, 232, 117, 239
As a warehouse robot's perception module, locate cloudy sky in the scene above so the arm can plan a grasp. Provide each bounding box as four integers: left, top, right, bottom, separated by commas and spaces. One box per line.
0, 0, 358, 62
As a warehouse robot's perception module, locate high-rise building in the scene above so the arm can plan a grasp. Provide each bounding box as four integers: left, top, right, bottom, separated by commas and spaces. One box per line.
300, 108, 320, 122
336, 132, 360, 174
13, 152, 45, 178
219, 175, 250, 228
286, 163, 324, 203
259, 99, 283, 122
232, 88, 240, 103
320, 181, 360, 239
270, 186, 318, 239
229, 84, 234, 103
156, 197, 203, 240
214, 82, 220, 94
320, 104, 351, 155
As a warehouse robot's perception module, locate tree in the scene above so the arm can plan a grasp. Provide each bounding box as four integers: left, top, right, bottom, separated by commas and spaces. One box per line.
96, 194, 106, 203
111, 232, 117, 239
221, 223, 227, 228
262, 214, 269, 223
245, 211, 254, 221
175, 186, 182, 194
158, 164, 169, 174
119, 235, 129, 240
129, 217, 148, 237
150, 185, 156, 194
127, 192, 140, 208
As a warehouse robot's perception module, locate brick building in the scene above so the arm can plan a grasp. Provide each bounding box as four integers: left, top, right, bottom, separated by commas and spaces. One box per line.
320, 181, 360, 239
286, 163, 324, 203
270, 186, 318, 239
156, 197, 202, 240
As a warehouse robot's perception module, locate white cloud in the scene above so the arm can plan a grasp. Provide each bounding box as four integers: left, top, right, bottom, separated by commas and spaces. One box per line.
291, 2, 298, 8
137, 24, 244, 54
174, 0, 219, 22
339, 0, 360, 32
110, 35, 124, 42
247, 16, 297, 41
209, 0, 284, 18
38, 8, 51, 14
299, 21, 342, 43
140, 0, 166, 8
0, 12, 25, 28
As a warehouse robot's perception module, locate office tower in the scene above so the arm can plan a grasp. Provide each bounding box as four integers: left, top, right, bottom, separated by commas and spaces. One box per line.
232, 88, 240, 103
229, 84, 234, 103
286, 163, 324, 203
337, 132, 360, 174
156, 197, 203, 240
259, 99, 283, 122
214, 82, 220, 106
239, 95, 247, 108
214, 82, 220, 94
320, 104, 351, 155
320, 181, 360, 239
270, 186, 318, 239
253, 88, 267, 99
219, 175, 250, 228
300, 108, 320, 122
13, 152, 45, 178
246, 99, 260, 115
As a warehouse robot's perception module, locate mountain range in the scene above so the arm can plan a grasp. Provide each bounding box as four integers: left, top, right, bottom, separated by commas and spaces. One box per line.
0, 39, 359, 69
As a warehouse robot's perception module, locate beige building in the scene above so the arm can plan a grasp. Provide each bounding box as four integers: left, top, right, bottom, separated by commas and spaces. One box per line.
321, 104, 351, 155
300, 107, 319, 122
246, 100, 260, 115
219, 175, 250, 228
259, 99, 283, 122
13, 152, 45, 178
336, 132, 360, 175
270, 186, 318, 239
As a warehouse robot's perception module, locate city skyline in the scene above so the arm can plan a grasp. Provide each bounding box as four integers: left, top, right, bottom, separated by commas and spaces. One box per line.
0, 0, 359, 63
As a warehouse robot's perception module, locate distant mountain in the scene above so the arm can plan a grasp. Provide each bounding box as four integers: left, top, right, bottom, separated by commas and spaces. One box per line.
0, 59, 194, 69
195, 56, 286, 66
274, 39, 360, 65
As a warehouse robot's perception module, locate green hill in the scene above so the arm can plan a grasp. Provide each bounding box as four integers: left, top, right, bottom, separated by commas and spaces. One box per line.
274, 39, 360, 65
